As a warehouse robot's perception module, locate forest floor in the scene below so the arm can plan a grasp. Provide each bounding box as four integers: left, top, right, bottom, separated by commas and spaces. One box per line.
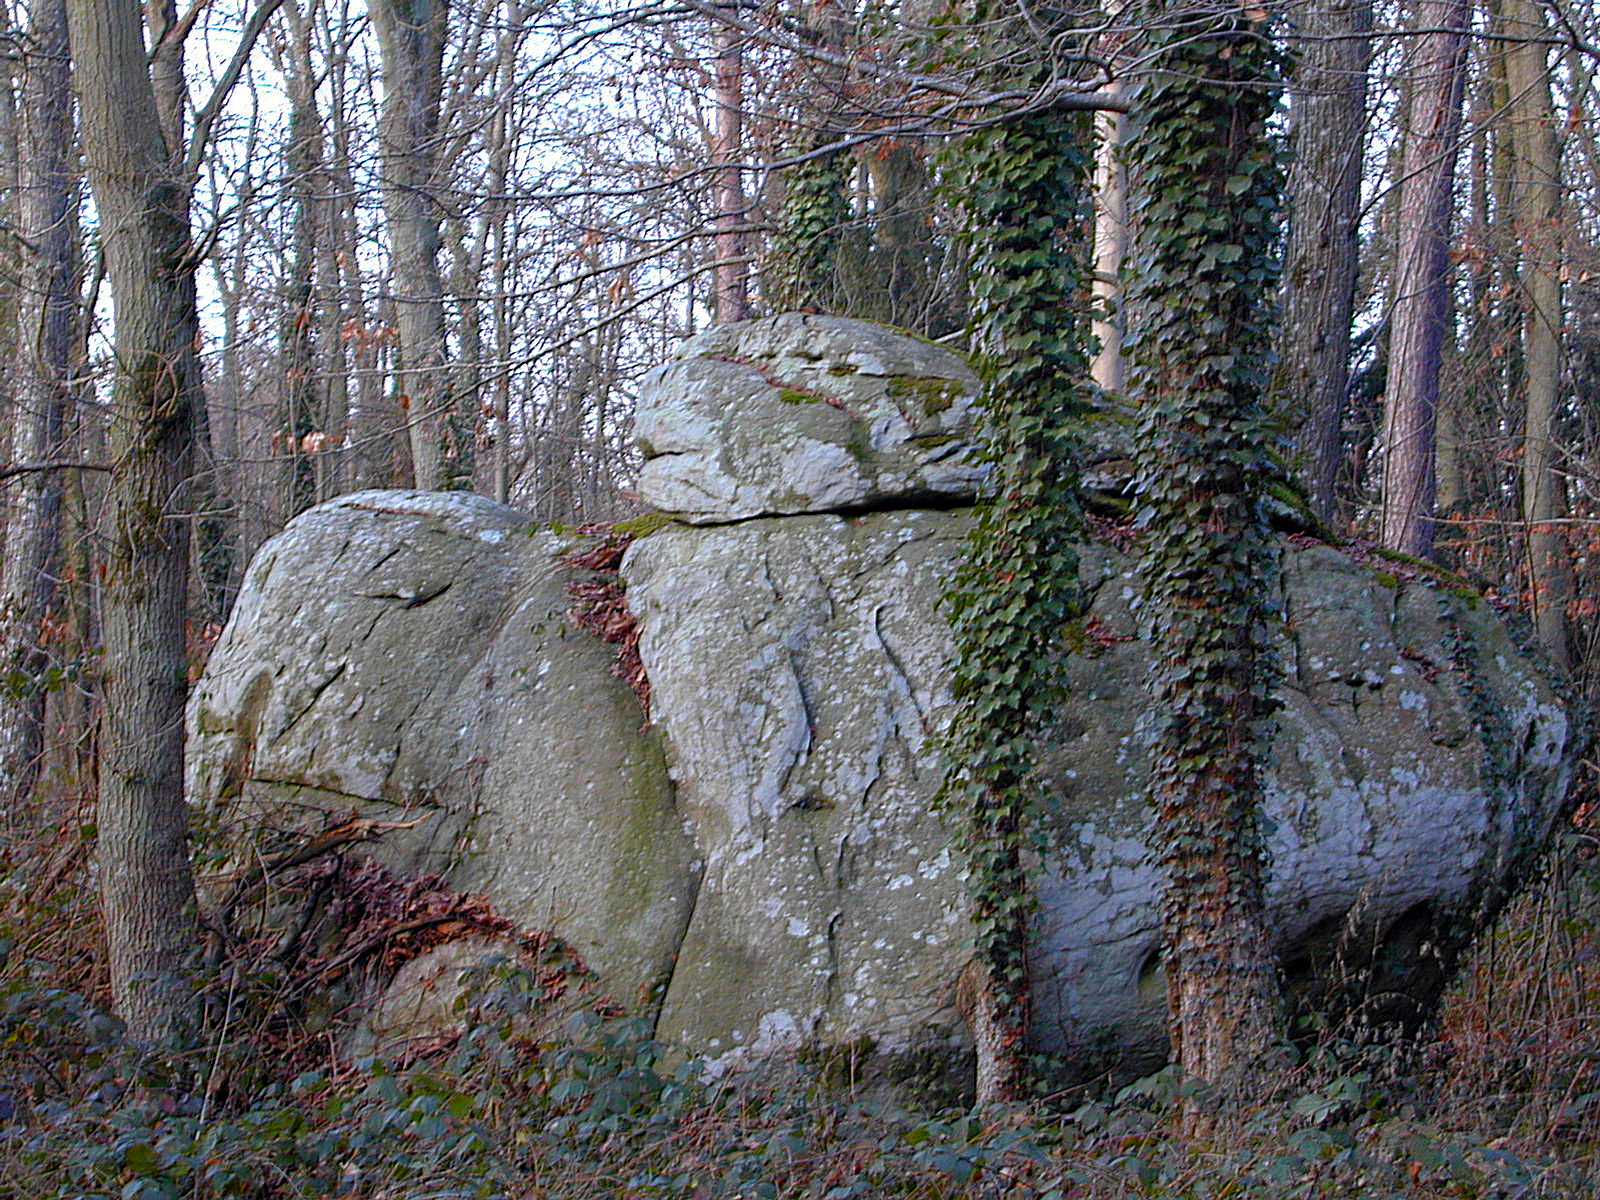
1, 783, 1599, 1198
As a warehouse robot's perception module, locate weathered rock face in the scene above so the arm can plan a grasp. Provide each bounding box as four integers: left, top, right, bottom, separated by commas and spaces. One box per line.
187, 490, 699, 1011
634, 314, 986, 522
190, 319, 1577, 1092
622, 514, 1572, 1079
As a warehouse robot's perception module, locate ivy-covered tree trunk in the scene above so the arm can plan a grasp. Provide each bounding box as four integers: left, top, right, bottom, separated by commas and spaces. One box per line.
942, 108, 1092, 1104
1123, 4, 1285, 1118
768, 147, 851, 313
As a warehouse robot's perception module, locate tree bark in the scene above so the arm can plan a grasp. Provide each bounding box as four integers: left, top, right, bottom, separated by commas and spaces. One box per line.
0, 0, 77, 806
1503, 0, 1573, 671
1281, 0, 1371, 524
371, 0, 451, 488
483, 1, 521, 503
0, 4, 21, 525
67, 0, 202, 1042
1092, 94, 1128, 396
280, 17, 320, 519
1380, 0, 1469, 558
711, 12, 749, 323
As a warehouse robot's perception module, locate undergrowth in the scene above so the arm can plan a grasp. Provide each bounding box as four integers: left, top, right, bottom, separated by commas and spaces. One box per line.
3, 754, 1600, 1197
0, 846, 1598, 1198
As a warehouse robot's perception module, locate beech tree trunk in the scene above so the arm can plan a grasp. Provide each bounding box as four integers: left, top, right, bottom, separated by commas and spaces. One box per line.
1380, 0, 1469, 558
1503, 0, 1573, 671
67, 0, 202, 1042
1281, 0, 1371, 523
372, 0, 451, 488
0, 0, 76, 805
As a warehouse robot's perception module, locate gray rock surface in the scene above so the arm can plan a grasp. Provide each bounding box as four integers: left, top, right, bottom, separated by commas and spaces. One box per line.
189, 322, 1576, 1090
188, 490, 698, 1011
353, 937, 519, 1055
634, 314, 986, 522
622, 515, 1572, 1078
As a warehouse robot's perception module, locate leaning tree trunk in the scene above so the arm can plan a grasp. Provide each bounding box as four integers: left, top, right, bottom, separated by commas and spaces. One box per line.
0, 0, 77, 807
1124, 3, 1285, 1126
371, 0, 451, 489
1380, 0, 1469, 558
66, 0, 201, 1043
1503, 0, 1573, 672
1281, 0, 1372, 524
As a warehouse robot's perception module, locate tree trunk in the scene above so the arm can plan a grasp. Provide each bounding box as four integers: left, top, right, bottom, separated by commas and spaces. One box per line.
148, 0, 229, 623
484, 2, 520, 503
67, 0, 201, 1043
1503, 0, 1573, 671
446, 216, 485, 490
1092, 90, 1128, 395
0, 0, 77, 806
1281, 0, 1371, 524
1124, 5, 1285, 1125
1440, 55, 1495, 521
280, 17, 320, 519
1380, 0, 1469, 558
711, 12, 749, 323
371, 0, 451, 488
0, 3, 21, 527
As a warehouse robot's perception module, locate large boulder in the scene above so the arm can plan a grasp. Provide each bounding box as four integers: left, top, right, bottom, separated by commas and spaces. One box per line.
634, 314, 987, 522
188, 320, 1577, 1092
621, 513, 1572, 1080
187, 490, 698, 1010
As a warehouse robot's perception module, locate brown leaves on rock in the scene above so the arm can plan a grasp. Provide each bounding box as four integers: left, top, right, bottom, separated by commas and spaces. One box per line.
566, 530, 652, 723
307, 859, 514, 979
1085, 511, 1138, 553
566, 530, 628, 573
1083, 615, 1134, 650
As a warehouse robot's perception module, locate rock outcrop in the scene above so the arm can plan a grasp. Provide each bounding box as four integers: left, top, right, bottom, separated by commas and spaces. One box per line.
190, 316, 1577, 1091
188, 490, 698, 1011
634, 315, 986, 523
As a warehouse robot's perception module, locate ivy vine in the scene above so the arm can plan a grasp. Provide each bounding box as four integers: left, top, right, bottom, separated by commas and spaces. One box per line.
768, 142, 852, 313
1119, 4, 1288, 1089
937, 85, 1093, 1098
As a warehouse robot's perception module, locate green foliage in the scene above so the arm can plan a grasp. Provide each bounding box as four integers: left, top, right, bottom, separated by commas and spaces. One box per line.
936, 50, 1094, 1089
1120, 5, 1288, 1059
767, 146, 852, 313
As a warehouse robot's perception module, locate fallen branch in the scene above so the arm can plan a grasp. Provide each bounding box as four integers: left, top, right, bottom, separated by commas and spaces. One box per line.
219, 814, 424, 925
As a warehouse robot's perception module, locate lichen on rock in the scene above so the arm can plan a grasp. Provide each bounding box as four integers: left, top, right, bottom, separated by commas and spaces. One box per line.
189, 320, 1578, 1096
